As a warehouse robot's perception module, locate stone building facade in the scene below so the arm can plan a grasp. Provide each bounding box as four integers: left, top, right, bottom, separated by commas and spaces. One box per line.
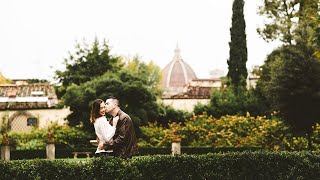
0, 81, 70, 132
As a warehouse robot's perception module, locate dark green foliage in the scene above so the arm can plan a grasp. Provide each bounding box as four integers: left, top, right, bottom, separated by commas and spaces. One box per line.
256, 45, 320, 135
134, 155, 204, 180
11, 148, 95, 159
0, 159, 92, 180
9, 126, 93, 150
258, 0, 318, 45
2, 151, 320, 179
53, 126, 93, 149
157, 104, 192, 126
124, 56, 162, 97
62, 71, 160, 135
194, 85, 266, 118
255, 2, 320, 148
54, 39, 163, 135
9, 147, 262, 159
193, 103, 213, 116
92, 156, 141, 180
54, 38, 123, 98
267, 45, 320, 135
227, 0, 248, 89
254, 48, 285, 114
257, 0, 299, 44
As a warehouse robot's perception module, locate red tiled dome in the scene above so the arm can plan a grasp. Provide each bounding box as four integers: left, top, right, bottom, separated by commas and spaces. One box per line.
161, 46, 197, 95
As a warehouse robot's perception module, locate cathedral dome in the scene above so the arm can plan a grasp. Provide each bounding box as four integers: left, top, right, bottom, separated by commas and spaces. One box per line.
161, 46, 197, 95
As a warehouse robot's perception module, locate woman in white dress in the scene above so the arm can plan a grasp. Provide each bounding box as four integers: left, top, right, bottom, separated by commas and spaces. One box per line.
90, 99, 118, 156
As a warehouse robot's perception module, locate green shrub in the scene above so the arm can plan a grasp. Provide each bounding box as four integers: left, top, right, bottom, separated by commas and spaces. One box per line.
138, 122, 169, 147
139, 114, 291, 149
53, 125, 93, 149
7, 125, 93, 150
9, 147, 262, 159
133, 151, 320, 179
0, 159, 92, 179
194, 85, 266, 118
9, 129, 46, 150
92, 156, 141, 180
139, 114, 320, 151
157, 104, 192, 126
1, 151, 320, 179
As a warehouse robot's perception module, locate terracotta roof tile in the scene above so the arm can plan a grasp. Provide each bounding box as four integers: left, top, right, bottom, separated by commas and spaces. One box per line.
0, 83, 58, 109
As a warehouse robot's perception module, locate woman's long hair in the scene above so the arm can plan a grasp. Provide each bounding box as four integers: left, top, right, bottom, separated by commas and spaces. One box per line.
90, 99, 104, 123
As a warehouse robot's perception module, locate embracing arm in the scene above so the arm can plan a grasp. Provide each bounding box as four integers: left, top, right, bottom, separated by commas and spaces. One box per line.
105, 117, 128, 149
95, 118, 116, 143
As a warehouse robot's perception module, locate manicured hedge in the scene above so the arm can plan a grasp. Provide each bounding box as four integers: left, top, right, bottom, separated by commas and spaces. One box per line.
1, 151, 320, 180
10, 148, 96, 160
10, 147, 263, 159
0, 159, 92, 179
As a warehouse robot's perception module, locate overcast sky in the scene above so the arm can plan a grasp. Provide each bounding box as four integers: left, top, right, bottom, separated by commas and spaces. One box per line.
0, 0, 281, 81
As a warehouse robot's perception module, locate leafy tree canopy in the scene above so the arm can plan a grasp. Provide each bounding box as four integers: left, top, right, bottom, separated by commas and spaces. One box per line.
122, 56, 162, 97
62, 70, 160, 134
54, 38, 123, 98
258, 0, 319, 45
256, 44, 320, 147
275, 46, 319, 126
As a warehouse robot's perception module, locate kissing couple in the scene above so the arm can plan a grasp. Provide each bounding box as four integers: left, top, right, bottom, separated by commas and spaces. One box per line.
90, 96, 138, 158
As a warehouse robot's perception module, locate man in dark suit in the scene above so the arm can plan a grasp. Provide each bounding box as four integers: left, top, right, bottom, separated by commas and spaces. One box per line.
104, 96, 138, 158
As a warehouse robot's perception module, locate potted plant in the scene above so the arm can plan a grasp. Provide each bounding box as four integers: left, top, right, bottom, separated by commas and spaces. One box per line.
170, 122, 182, 155
46, 122, 57, 160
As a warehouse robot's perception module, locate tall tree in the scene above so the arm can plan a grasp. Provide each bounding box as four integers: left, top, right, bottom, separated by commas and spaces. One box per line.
295, 0, 319, 46
56, 42, 163, 134
313, 14, 320, 59
123, 56, 162, 97
54, 38, 123, 98
227, 0, 248, 90
258, 0, 319, 45
266, 45, 320, 149
257, 0, 299, 44
256, 0, 320, 149
254, 47, 284, 113
62, 70, 160, 135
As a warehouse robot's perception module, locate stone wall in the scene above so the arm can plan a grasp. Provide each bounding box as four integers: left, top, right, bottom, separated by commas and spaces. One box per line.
0, 108, 71, 132
162, 99, 210, 112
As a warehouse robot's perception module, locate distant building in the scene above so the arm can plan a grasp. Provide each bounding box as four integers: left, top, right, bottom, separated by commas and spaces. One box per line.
161, 46, 198, 97
247, 72, 259, 89
0, 80, 70, 132
160, 45, 259, 112
161, 45, 221, 111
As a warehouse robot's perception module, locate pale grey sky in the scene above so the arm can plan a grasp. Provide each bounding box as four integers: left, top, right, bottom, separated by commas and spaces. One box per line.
0, 0, 281, 81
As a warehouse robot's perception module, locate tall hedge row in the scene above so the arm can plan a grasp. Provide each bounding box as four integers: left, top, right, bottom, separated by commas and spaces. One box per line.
1, 151, 319, 180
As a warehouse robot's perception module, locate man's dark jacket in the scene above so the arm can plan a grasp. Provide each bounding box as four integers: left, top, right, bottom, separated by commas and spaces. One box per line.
108, 109, 138, 158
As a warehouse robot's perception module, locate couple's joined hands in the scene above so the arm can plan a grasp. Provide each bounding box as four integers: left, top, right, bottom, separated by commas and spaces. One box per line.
98, 139, 114, 150
97, 142, 104, 150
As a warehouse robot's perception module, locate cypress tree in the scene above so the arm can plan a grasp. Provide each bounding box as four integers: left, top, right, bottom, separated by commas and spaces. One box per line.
227, 0, 248, 90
